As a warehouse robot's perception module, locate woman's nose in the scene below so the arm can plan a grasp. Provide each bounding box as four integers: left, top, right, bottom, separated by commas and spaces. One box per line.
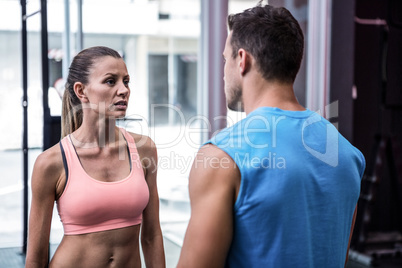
117, 82, 129, 96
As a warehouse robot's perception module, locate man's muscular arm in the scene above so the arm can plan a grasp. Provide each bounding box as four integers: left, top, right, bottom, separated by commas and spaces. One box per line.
177, 144, 240, 268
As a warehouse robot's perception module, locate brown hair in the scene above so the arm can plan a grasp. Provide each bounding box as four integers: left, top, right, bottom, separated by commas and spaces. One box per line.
227, 2, 304, 83
61, 46, 122, 137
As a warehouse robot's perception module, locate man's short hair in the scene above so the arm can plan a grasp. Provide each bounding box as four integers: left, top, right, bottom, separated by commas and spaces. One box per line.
228, 3, 304, 83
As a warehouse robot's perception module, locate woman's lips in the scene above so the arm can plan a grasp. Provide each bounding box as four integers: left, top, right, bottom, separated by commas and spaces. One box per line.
113, 101, 127, 109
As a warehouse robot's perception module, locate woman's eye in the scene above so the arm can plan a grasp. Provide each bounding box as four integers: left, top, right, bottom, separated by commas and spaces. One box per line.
124, 80, 130, 86
106, 79, 115, 85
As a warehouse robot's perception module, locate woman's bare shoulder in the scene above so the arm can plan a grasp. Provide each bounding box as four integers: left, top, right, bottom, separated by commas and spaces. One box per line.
128, 132, 156, 150
32, 142, 64, 183
127, 132, 157, 158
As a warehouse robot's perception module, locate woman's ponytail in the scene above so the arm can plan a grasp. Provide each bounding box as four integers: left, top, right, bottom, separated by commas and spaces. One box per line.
61, 85, 82, 138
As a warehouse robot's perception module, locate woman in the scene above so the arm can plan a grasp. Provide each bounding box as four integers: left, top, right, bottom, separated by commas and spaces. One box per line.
26, 46, 165, 267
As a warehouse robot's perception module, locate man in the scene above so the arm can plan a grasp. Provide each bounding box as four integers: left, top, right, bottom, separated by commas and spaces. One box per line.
177, 2, 365, 268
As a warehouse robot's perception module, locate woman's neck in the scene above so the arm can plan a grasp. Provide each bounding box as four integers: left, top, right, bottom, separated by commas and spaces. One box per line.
71, 116, 120, 148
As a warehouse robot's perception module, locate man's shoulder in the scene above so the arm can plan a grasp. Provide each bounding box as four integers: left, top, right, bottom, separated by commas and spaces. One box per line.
190, 143, 240, 194
208, 116, 250, 146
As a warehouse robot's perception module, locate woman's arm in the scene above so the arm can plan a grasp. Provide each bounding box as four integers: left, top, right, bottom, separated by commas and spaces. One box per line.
134, 134, 166, 268
25, 147, 64, 268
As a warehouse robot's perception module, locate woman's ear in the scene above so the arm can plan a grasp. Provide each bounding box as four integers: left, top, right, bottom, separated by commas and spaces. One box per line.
73, 82, 88, 103
238, 48, 251, 76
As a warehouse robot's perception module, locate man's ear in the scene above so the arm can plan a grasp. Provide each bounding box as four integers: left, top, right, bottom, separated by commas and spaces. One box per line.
73, 82, 88, 103
238, 48, 251, 76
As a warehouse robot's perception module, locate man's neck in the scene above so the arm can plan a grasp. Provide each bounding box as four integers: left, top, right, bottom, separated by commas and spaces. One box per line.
242, 77, 305, 115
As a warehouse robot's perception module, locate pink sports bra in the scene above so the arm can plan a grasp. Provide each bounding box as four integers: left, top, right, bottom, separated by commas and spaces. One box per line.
56, 128, 149, 235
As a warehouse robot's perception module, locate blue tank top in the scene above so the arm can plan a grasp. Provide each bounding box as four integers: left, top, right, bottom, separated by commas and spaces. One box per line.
207, 107, 365, 268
